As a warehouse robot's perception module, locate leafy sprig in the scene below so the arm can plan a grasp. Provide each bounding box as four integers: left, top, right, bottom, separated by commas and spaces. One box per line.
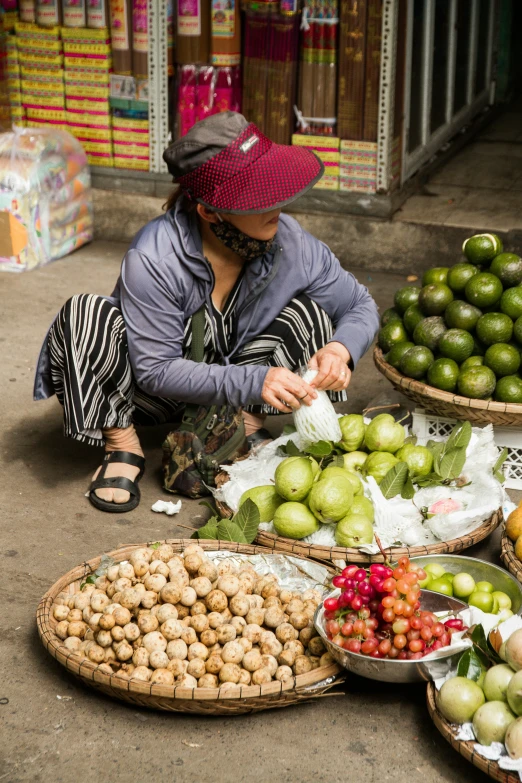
190, 499, 260, 544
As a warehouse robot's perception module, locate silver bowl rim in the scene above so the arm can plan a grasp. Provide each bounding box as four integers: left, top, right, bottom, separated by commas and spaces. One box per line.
314, 588, 468, 667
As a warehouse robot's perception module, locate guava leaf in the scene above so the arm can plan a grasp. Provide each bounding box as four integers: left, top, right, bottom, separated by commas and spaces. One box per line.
439, 447, 467, 480
306, 440, 333, 458
216, 519, 248, 543
446, 421, 472, 452
404, 435, 418, 446
494, 469, 506, 484
401, 476, 415, 499
149, 541, 161, 549
380, 462, 409, 499
285, 440, 304, 457
192, 517, 220, 540
330, 455, 346, 468
469, 624, 496, 668
283, 424, 297, 435
233, 499, 260, 544
493, 447, 508, 477
457, 648, 484, 681
429, 441, 445, 474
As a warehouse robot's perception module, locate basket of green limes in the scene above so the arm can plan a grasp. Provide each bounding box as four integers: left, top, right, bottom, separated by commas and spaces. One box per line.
375, 233, 522, 426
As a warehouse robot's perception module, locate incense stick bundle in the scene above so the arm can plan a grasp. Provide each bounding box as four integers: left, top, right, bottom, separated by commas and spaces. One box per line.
242, 9, 269, 132
299, 1, 314, 118
176, 0, 210, 65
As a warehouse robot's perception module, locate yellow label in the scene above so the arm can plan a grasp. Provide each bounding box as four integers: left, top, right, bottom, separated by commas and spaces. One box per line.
113, 142, 149, 156
64, 56, 111, 69
340, 140, 377, 153
22, 53, 63, 66
61, 26, 110, 40
23, 94, 65, 107
211, 0, 235, 37
315, 151, 340, 164
17, 38, 62, 52
66, 84, 110, 98
20, 66, 63, 81
69, 125, 112, 140
66, 97, 110, 111
109, 0, 130, 50
26, 107, 66, 120
64, 69, 110, 84
112, 129, 149, 142
314, 176, 340, 191
16, 21, 61, 37
292, 134, 340, 150
114, 156, 149, 170
67, 109, 111, 127
22, 79, 64, 94
63, 42, 112, 55
10, 106, 25, 117
80, 140, 113, 153
112, 117, 149, 130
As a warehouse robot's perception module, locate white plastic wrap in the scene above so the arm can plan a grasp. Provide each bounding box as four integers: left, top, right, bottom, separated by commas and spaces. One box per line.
0, 127, 93, 272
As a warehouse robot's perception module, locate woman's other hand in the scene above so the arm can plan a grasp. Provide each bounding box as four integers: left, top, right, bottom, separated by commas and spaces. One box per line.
308, 342, 351, 392
261, 368, 317, 412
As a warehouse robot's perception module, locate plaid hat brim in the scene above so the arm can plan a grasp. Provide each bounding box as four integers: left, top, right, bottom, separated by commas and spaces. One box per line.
177, 126, 325, 214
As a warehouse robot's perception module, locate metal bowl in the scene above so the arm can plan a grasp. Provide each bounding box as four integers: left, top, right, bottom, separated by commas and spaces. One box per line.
404, 555, 522, 614
314, 589, 468, 684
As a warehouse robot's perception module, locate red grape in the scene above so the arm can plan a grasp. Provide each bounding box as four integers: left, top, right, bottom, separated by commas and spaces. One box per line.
420, 626, 433, 642
332, 575, 347, 589
326, 620, 340, 636
431, 640, 442, 651
392, 618, 410, 635
388, 645, 399, 659
359, 607, 371, 620
354, 569, 367, 582
344, 578, 356, 589
409, 652, 423, 660
361, 639, 378, 654
410, 616, 422, 630
382, 578, 397, 593
384, 567, 393, 579
370, 650, 384, 659
332, 634, 345, 647
402, 604, 414, 618
363, 627, 374, 640
378, 639, 392, 655
432, 623, 444, 638
398, 556, 409, 569
342, 565, 358, 579
408, 639, 425, 653
394, 600, 406, 615
392, 567, 405, 580
382, 596, 395, 609
366, 618, 379, 631
404, 572, 418, 586
440, 632, 450, 647
353, 619, 366, 634
346, 639, 361, 653
398, 651, 408, 660
341, 622, 354, 637
444, 618, 464, 631
394, 634, 407, 649
369, 564, 387, 577
351, 595, 363, 611
396, 579, 410, 594
407, 629, 420, 641
324, 597, 338, 612
382, 608, 395, 623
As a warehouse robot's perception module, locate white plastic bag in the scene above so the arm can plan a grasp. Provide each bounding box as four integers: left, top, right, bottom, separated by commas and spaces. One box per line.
293, 368, 342, 444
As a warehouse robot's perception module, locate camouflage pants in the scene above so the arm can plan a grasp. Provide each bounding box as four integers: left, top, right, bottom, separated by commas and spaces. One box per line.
48, 292, 346, 447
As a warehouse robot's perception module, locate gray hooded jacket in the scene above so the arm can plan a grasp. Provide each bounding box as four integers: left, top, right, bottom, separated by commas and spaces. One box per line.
34, 201, 379, 407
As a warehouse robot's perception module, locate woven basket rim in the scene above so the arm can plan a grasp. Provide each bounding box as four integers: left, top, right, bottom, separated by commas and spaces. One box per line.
426, 682, 518, 783
374, 346, 522, 414
37, 539, 343, 705
500, 529, 522, 583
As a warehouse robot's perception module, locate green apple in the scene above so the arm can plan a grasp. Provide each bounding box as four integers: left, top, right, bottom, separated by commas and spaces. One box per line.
424, 563, 446, 579
342, 451, 368, 473
453, 572, 476, 599
442, 573, 454, 585
430, 578, 454, 597
476, 580, 494, 594
469, 591, 494, 613
493, 591, 512, 611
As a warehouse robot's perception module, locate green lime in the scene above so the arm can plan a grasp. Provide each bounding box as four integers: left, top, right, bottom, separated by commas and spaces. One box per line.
381, 307, 403, 327
501, 288, 522, 320
494, 375, 522, 403
476, 312, 514, 345
394, 286, 420, 315
418, 284, 454, 316
444, 299, 482, 331
458, 365, 497, 399
453, 573, 476, 599
422, 267, 449, 286
484, 343, 521, 377
386, 341, 415, 369
399, 345, 434, 380
472, 335, 487, 356
461, 356, 484, 371
515, 317, 522, 345
438, 329, 475, 362
468, 591, 494, 613
465, 273, 503, 308
447, 263, 479, 293
442, 573, 454, 585
403, 304, 425, 335
378, 320, 408, 352
490, 253, 522, 287
427, 358, 460, 392
424, 563, 446, 579
463, 233, 503, 264
413, 316, 447, 351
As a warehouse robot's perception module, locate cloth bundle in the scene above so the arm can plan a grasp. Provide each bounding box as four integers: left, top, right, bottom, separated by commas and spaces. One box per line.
0, 126, 93, 272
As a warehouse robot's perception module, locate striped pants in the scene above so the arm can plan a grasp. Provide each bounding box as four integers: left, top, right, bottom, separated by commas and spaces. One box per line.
48, 293, 346, 447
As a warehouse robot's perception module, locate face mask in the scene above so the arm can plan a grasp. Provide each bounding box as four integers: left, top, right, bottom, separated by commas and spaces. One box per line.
210, 215, 275, 262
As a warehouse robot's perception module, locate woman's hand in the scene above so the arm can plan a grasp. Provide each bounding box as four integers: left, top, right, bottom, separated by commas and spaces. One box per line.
261, 367, 318, 412
309, 342, 351, 392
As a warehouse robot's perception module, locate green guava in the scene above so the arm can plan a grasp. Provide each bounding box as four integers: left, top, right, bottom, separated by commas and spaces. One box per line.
273, 502, 320, 539
239, 485, 284, 523
308, 476, 354, 524
364, 414, 406, 453
335, 514, 374, 547
364, 452, 399, 484
274, 457, 314, 502
339, 414, 366, 452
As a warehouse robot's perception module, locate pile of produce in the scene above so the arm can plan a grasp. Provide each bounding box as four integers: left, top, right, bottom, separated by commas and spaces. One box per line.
378, 233, 522, 403
227, 417, 505, 548
322, 556, 466, 660
505, 502, 522, 561
436, 620, 522, 760
418, 561, 513, 618
50, 544, 333, 689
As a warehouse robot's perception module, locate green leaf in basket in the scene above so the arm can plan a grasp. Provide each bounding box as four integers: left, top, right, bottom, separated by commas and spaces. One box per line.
232, 499, 260, 544
305, 440, 334, 458
283, 424, 297, 435
494, 469, 506, 484
404, 434, 418, 446
285, 440, 304, 457
401, 476, 415, 500
149, 541, 161, 550
428, 441, 445, 474
469, 624, 496, 668
445, 421, 472, 452
216, 519, 248, 544
493, 447, 508, 480
457, 648, 485, 682
380, 462, 409, 499
330, 455, 346, 468
439, 447, 467, 480
192, 517, 220, 540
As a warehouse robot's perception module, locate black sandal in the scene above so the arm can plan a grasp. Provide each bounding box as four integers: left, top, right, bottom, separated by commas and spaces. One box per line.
89, 450, 146, 513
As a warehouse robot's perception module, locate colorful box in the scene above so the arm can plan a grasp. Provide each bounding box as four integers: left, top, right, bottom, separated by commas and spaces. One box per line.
292, 134, 340, 191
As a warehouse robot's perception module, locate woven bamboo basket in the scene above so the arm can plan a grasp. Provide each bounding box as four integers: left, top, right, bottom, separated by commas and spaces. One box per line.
374, 347, 522, 426
426, 682, 518, 782
37, 539, 344, 715
214, 473, 502, 564
501, 529, 522, 583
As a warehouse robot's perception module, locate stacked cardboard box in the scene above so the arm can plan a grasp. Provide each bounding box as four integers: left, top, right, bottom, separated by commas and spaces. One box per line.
292, 134, 340, 191
110, 74, 149, 171
16, 22, 65, 131
5, 34, 24, 127
340, 137, 401, 193
62, 27, 113, 168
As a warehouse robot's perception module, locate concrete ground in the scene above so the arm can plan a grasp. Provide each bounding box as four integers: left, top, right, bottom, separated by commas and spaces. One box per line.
0, 240, 518, 783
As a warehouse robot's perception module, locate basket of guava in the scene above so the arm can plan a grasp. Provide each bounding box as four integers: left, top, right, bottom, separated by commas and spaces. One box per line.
374, 233, 522, 426
211, 399, 504, 564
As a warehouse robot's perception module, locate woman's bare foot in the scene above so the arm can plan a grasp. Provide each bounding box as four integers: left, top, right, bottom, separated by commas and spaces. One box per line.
92, 425, 144, 504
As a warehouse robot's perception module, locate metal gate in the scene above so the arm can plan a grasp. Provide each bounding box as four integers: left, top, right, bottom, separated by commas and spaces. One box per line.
401, 0, 496, 183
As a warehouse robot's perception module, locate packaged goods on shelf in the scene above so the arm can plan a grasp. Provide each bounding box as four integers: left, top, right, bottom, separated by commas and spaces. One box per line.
242, 6, 299, 145
109, 0, 132, 74
16, 22, 65, 132
296, 0, 338, 137
62, 0, 87, 28
176, 0, 210, 65
292, 133, 339, 190
176, 63, 240, 138
132, 0, 148, 78
0, 126, 93, 272
19, 1, 36, 23
5, 35, 25, 126
36, 0, 62, 26
167, 0, 174, 74
339, 137, 400, 193
87, 0, 108, 28
210, 0, 240, 66
1, 0, 18, 32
